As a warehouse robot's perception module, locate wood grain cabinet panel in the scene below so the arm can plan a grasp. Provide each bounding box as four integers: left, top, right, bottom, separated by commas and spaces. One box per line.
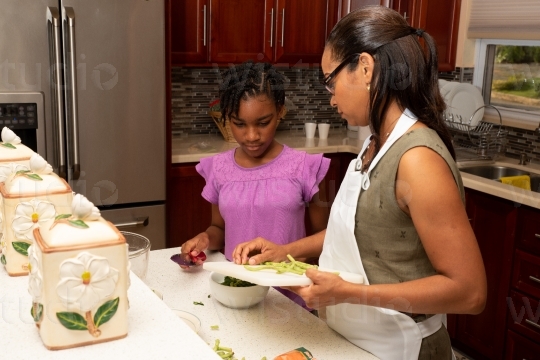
451, 189, 516, 360
167, 164, 212, 249
342, 0, 461, 72
504, 330, 540, 360
209, 0, 274, 63
274, 0, 339, 65
516, 205, 540, 257
170, 0, 208, 65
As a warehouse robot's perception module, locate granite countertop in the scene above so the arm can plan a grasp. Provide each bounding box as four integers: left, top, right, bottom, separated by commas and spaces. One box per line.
145, 248, 379, 359
172, 128, 362, 164
0, 265, 220, 359
1, 248, 378, 359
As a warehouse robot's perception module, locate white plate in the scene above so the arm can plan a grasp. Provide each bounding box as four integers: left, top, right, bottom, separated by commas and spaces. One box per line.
445, 83, 484, 129
203, 261, 364, 287
172, 309, 201, 334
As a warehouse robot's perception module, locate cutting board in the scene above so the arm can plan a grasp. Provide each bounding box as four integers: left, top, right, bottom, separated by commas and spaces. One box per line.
202, 261, 364, 286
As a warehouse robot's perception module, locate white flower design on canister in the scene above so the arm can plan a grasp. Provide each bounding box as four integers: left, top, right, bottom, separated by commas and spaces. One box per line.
29, 153, 53, 175
12, 199, 56, 241
56, 252, 119, 312
1, 127, 21, 145
27, 245, 43, 301
71, 194, 101, 221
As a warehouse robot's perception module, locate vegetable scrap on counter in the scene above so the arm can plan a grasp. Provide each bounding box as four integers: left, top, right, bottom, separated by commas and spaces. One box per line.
193, 301, 204, 306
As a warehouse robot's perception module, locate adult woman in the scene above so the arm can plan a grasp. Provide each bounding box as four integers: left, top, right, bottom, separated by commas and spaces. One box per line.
233, 6, 487, 360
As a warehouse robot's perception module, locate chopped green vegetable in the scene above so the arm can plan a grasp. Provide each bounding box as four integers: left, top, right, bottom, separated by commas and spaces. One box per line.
211, 325, 219, 330
208, 294, 211, 298
193, 301, 204, 306
221, 276, 256, 287
244, 254, 319, 276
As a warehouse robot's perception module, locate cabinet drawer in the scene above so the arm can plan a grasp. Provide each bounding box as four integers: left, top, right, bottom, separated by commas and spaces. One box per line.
517, 206, 540, 256
512, 250, 540, 299
506, 290, 540, 343
505, 329, 540, 360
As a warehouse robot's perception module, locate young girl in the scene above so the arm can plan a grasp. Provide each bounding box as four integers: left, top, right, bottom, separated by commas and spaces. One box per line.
180, 62, 330, 304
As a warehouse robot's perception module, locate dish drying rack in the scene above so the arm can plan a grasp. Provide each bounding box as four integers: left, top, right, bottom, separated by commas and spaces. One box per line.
444, 105, 507, 161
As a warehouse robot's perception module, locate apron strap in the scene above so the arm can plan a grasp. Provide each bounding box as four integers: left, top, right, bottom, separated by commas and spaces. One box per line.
417, 313, 443, 338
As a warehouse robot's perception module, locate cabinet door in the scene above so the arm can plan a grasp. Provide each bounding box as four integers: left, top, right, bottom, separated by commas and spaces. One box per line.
168, 164, 212, 248
415, 0, 461, 72
391, 0, 415, 25
275, 0, 339, 65
341, 0, 390, 17
505, 330, 540, 360
516, 205, 540, 257
453, 189, 517, 360
171, 0, 208, 65
209, 0, 274, 64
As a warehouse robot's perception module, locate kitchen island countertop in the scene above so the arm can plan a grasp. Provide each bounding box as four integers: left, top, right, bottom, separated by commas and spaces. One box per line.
0, 248, 379, 360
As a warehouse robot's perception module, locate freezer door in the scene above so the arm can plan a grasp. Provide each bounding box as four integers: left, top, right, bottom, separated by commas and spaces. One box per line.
60, 0, 166, 206
100, 204, 166, 250
0, 0, 62, 166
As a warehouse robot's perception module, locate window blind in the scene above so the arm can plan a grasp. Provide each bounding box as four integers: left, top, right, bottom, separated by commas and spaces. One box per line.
468, 0, 540, 39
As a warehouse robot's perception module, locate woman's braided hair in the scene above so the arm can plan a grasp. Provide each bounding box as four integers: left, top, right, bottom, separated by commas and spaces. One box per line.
219, 61, 288, 122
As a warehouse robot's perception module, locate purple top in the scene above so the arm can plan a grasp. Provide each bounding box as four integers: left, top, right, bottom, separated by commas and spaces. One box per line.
196, 145, 330, 260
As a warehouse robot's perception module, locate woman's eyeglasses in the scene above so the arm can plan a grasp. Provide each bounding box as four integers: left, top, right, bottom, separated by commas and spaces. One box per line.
321, 53, 360, 94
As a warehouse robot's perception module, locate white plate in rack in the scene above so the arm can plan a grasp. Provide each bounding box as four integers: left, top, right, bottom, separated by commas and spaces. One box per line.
445, 83, 484, 129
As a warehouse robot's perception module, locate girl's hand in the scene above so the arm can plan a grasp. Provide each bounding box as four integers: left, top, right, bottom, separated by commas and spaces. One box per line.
232, 237, 288, 265
289, 268, 347, 309
180, 233, 210, 269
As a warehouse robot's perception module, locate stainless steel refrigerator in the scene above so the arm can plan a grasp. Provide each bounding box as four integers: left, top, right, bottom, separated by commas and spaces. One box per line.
0, 0, 167, 249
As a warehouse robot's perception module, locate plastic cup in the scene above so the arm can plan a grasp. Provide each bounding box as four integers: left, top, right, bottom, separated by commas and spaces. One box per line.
304, 122, 317, 138
318, 123, 330, 139
122, 231, 151, 281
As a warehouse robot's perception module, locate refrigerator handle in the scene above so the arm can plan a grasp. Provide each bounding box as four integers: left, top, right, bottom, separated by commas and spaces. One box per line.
63, 7, 81, 180
47, 7, 67, 180
113, 217, 149, 230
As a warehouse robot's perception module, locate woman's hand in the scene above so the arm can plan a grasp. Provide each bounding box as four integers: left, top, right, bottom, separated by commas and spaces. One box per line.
180, 233, 210, 269
289, 268, 348, 309
232, 237, 289, 265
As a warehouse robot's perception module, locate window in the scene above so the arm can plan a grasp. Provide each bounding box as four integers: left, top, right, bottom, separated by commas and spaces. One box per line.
474, 39, 540, 126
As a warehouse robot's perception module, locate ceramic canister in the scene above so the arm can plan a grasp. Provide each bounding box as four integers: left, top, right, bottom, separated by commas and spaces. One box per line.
0, 127, 36, 245
29, 194, 129, 350
0, 155, 72, 276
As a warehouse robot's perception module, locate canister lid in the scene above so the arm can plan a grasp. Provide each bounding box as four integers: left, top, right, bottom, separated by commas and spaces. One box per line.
1, 172, 71, 198
35, 218, 125, 252
0, 143, 34, 163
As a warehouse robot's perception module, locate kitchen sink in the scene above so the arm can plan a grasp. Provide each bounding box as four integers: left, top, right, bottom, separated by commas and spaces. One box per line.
459, 165, 540, 193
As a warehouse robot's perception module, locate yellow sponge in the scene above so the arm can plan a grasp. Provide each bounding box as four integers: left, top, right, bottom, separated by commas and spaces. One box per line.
500, 175, 531, 190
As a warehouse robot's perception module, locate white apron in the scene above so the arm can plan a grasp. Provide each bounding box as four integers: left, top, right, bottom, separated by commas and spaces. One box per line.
319, 110, 453, 360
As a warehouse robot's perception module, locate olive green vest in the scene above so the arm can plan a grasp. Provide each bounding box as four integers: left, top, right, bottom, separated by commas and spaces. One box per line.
354, 128, 465, 285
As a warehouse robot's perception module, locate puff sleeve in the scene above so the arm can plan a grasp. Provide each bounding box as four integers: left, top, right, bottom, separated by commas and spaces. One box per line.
302, 153, 331, 202
195, 156, 219, 204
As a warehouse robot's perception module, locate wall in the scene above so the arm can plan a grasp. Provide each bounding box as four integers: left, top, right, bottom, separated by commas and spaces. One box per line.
171, 67, 345, 138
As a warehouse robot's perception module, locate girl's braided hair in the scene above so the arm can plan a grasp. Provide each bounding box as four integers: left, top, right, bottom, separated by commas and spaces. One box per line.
219, 61, 288, 122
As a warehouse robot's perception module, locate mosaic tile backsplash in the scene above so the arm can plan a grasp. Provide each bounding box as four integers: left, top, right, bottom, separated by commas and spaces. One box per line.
171, 66, 540, 163
171, 66, 345, 138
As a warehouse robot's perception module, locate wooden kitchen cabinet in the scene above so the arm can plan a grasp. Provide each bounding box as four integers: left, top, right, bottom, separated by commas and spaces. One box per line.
170, 0, 208, 65
167, 163, 212, 248
341, 0, 461, 72
274, 0, 339, 65
209, 0, 274, 63
170, 0, 339, 66
450, 188, 517, 360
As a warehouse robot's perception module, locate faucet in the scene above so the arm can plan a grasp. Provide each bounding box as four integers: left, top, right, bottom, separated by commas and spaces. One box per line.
519, 152, 530, 165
